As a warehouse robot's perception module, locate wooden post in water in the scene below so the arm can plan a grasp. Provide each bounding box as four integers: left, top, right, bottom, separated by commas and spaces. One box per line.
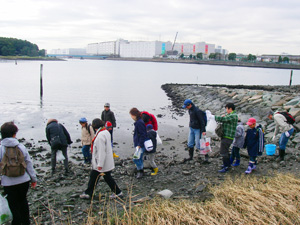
289, 70, 293, 87
40, 64, 43, 98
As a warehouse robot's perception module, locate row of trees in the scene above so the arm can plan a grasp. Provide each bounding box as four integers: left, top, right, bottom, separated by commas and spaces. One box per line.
0, 37, 46, 57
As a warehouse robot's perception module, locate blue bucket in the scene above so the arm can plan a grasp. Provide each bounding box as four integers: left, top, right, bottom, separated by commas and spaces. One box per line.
265, 144, 276, 156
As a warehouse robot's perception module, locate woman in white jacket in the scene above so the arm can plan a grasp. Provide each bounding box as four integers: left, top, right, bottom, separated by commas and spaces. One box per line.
80, 118, 122, 199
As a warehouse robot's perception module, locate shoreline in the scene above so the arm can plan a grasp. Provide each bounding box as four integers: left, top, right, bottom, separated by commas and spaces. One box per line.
108, 57, 300, 70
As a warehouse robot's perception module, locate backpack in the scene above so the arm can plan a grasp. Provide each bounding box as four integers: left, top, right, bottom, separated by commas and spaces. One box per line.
0, 146, 27, 177
277, 112, 295, 125
256, 124, 265, 156
87, 123, 92, 135
201, 110, 207, 127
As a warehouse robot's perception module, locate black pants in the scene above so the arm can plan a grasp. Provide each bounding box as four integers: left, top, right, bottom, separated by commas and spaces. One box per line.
51, 146, 68, 171
4, 181, 30, 225
84, 170, 121, 196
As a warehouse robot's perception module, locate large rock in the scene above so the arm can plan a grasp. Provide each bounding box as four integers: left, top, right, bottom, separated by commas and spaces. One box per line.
289, 108, 300, 117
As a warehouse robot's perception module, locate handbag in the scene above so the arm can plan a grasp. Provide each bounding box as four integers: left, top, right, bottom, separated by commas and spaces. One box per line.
215, 123, 224, 138
0, 194, 13, 224
50, 136, 62, 149
144, 139, 154, 151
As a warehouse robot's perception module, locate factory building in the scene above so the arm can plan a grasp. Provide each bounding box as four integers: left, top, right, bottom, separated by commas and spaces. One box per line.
86, 39, 128, 56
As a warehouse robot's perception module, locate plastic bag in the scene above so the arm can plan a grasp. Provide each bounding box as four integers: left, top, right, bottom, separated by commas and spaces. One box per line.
144, 139, 153, 151
206, 117, 218, 137
199, 137, 212, 155
0, 194, 13, 224
133, 147, 142, 159
157, 134, 162, 145
57, 150, 65, 162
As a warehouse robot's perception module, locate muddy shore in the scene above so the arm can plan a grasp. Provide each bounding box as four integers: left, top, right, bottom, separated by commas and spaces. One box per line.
1, 83, 300, 224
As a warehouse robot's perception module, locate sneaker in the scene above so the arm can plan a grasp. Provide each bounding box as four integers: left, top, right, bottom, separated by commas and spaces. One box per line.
109, 192, 123, 199
252, 165, 257, 170
245, 166, 253, 174
218, 167, 229, 173
79, 193, 90, 199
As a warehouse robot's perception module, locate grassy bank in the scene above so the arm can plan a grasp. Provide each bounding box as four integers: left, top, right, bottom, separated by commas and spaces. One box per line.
0, 56, 63, 61
77, 173, 300, 224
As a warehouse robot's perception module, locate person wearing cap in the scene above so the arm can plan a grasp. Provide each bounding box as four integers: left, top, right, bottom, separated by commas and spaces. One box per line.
145, 124, 158, 175
182, 99, 207, 162
79, 117, 95, 164
267, 111, 294, 161
243, 118, 264, 174
210, 103, 238, 173
101, 103, 116, 147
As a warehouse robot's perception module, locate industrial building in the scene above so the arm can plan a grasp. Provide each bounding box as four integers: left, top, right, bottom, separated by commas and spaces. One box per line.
50, 48, 86, 55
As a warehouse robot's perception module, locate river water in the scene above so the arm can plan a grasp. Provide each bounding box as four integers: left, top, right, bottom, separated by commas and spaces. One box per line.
0, 59, 299, 150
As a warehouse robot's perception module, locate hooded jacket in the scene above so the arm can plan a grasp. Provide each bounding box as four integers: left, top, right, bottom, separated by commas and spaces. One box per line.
46, 119, 72, 148
0, 138, 37, 186
188, 103, 206, 132
232, 122, 245, 148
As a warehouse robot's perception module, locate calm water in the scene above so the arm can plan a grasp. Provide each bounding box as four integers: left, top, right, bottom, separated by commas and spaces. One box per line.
0, 59, 299, 143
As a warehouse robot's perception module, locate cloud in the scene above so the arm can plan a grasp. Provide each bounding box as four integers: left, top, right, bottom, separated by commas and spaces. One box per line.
0, 0, 299, 54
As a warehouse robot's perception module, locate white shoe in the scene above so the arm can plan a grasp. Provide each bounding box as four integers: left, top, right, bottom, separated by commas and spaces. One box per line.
79, 193, 90, 199
109, 192, 123, 199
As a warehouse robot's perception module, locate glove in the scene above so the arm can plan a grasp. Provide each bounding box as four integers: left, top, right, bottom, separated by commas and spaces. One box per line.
285, 131, 290, 138
272, 136, 276, 142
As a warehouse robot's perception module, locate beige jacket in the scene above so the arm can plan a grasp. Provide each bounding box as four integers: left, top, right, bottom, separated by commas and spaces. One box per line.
81, 125, 95, 145
92, 129, 115, 173
274, 113, 293, 135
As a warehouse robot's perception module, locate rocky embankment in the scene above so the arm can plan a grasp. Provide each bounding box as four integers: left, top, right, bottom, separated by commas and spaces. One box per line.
2, 84, 300, 224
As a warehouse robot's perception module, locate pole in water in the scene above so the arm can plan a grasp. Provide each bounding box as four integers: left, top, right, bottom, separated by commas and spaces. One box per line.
289, 70, 293, 87
40, 64, 43, 97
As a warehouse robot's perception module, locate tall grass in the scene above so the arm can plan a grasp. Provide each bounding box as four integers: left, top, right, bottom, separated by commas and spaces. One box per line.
91, 173, 300, 225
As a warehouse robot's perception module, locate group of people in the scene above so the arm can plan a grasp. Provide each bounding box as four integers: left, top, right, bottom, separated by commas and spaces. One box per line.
182, 99, 295, 174
0, 99, 295, 224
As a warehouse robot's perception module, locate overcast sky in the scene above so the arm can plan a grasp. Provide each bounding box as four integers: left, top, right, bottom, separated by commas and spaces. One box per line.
0, 0, 299, 55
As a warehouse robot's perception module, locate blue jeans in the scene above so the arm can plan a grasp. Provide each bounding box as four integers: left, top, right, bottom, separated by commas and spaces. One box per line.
133, 147, 145, 170
188, 128, 202, 150
82, 145, 91, 163
279, 128, 294, 150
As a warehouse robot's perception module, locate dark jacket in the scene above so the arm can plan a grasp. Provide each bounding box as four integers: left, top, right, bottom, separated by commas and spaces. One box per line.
188, 103, 206, 132
101, 110, 116, 127
46, 120, 72, 148
133, 119, 147, 148
146, 129, 157, 154
243, 126, 263, 157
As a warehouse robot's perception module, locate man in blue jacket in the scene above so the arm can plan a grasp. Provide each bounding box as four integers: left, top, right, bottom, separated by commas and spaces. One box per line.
182, 99, 207, 162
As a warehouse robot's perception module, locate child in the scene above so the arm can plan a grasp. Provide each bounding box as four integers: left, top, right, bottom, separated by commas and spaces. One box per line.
230, 119, 245, 166
79, 117, 95, 164
146, 124, 158, 175
105, 121, 119, 158
243, 118, 264, 174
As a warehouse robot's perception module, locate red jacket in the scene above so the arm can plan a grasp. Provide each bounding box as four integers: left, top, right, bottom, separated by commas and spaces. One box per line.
141, 111, 158, 131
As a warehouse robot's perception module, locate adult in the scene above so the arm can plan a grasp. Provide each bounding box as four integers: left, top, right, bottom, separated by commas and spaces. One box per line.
130, 108, 147, 179
0, 122, 37, 225
141, 111, 158, 131
268, 111, 294, 161
79, 117, 95, 164
80, 118, 122, 199
211, 103, 238, 173
101, 103, 116, 143
182, 99, 207, 162
46, 119, 72, 175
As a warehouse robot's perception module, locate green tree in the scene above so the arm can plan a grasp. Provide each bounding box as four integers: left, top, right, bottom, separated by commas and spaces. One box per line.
228, 53, 236, 61
196, 52, 203, 60
278, 56, 283, 63
283, 57, 289, 63
247, 54, 256, 62
209, 53, 216, 59
179, 53, 184, 59
189, 54, 193, 59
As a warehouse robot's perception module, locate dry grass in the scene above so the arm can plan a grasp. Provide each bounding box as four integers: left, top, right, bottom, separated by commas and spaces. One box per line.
88, 173, 300, 225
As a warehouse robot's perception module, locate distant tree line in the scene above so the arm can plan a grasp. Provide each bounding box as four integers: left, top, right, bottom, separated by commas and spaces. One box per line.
0, 37, 46, 57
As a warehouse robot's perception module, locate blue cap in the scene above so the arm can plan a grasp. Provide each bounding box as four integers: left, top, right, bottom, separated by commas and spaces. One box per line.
146, 124, 153, 130
182, 99, 192, 109
79, 117, 87, 123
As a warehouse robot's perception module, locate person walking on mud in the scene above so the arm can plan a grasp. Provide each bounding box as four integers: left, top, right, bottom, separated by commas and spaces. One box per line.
80, 118, 122, 199
46, 119, 72, 175
182, 99, 207, 162
79, 117, 94, 164
210, 103, 238, 173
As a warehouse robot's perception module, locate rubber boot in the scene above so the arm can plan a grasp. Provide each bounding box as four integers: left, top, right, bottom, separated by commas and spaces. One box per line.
203, 154, 210, 164
136, 170, 144, 179
184, 148, 194, 162
113, 152, 119, 158
232, 159, 240, 167
276, 149, 285, 162
230, 157, 234, 165
151, 167, 158, 176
